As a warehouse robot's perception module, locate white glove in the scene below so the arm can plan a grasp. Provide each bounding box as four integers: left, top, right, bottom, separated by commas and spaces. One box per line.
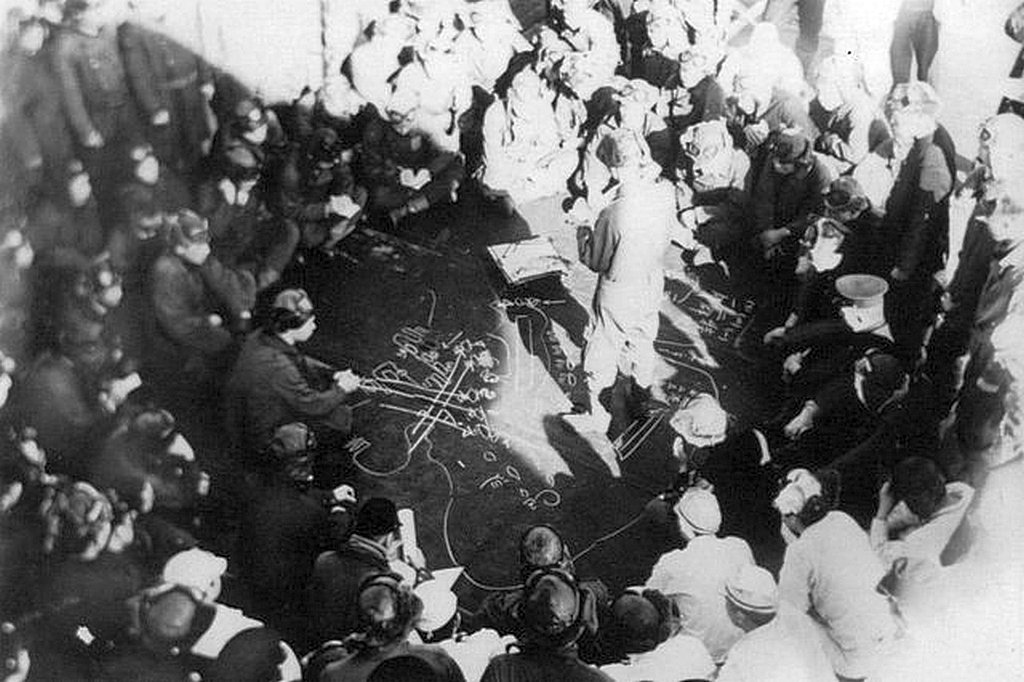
84, 130, 105, 148
334, 369, 362, 392
151, 109, 171, 126
331, 484, 357, 504
782, 351, 805, 378
399, 167, 432, 190
107, 372, 142, 406
329, 194, 361, 219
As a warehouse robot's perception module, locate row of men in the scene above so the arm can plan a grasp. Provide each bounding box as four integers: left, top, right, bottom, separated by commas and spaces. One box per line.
0, 391, 976, 682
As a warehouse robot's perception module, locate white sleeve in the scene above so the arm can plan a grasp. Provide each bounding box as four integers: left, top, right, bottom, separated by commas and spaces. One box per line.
778, 545, 813, 615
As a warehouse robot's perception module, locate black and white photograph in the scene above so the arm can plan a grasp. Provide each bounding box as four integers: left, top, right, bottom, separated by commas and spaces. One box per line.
0, 0, 1021, 680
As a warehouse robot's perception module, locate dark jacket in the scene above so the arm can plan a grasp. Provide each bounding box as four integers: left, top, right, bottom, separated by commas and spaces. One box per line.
360, 114, 465, 207
118, 22, 211, 117
481, 648, 614, 682
224, 332, 352, 454
52, 23, 134, 142
12, 351, 111, 475
670, 75, 727, 132
111, 172, 192, 272
809, 96, 889, 166
321, 640, 466, 682
938, 195, 998, 352
27, 192, 105, 260
749, 151, 831, 235
307, 535, 391, 643
880, 125, 957, 277
269, 146, 367, 248
196, 178, 272, 268
1, 45, 75, 184
236, 481, 346, 613
146, 253, 254, 377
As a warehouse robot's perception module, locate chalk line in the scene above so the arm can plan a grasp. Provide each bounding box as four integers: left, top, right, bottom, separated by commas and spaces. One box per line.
426, 289, 438, 328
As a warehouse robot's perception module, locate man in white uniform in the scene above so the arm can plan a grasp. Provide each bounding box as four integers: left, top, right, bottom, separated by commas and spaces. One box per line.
645, 488, 755, 663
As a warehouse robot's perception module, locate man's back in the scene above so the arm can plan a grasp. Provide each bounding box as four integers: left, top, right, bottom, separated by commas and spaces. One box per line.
321, 641, 466, 682
308, 537, 390, 643
481, 649, 614, 682
717, 604, 837, 682
589, 179, 675, 286
646, 534, 754, 661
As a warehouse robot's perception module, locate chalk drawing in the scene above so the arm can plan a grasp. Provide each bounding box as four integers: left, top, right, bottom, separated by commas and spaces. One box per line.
663, 271, 756, 347
356, 288, 710, 593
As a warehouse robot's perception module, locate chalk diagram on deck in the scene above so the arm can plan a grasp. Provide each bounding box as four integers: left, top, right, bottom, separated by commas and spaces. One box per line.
350, 286, 728, 591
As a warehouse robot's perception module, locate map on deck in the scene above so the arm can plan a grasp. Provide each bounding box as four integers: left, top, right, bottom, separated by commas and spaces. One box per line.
486, 236, 573, 286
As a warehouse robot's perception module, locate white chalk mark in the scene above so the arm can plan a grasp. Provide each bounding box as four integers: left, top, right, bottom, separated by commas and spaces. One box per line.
615, 412, 666, 461
426, 289, 438, 328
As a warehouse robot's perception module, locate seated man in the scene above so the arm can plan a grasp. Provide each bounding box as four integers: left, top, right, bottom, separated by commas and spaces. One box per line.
467, 524, 608, 661
479, 67, 580, 213
198, 144, 300, 290
451, 0, 532, 92
724, 68, 817, 155
780, 351, 909, 477
536, 0, 619, 103
718, 22, 807, 106
320, 571, 465, 682
235, 422, 355, 647
114, 583, 302, 681
717, 565, 837, 682
631, 0, 693, 89
674, 120, 751, 261
571, 78, 667, 214
145, 210, 255, 394
773, 273, 897, 405
110, 142, 191, 270
209, 97, 288, 177
481, 567, 613, 681
359, 107, 465, 225
645, 488, 754, 662
662, 43, 727, 132
271, 126, 367, 257
597, 589, 716, 681
224, 287, 360, 455
810, 55, 888, 174
27, 159, 105, 262
386, 30, 474, 155
308, 498, 405, 646
871, 457, 974, 612
749, 130, 833, 265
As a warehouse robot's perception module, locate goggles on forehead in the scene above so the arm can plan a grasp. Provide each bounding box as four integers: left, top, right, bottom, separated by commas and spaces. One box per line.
801, 217, 846, 246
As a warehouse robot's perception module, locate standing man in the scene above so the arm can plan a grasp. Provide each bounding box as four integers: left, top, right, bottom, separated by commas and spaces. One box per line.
890, 0, 940, 85
644, 488, 755, 664
763, 0, 827, 77
881, 82, 956, 365
563, 130, 675, 471
119, 0, 215, 179
52, 0, 144, 207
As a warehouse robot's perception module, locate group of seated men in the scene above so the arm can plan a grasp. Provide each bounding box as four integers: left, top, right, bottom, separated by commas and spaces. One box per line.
0, 0, 1022, 680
